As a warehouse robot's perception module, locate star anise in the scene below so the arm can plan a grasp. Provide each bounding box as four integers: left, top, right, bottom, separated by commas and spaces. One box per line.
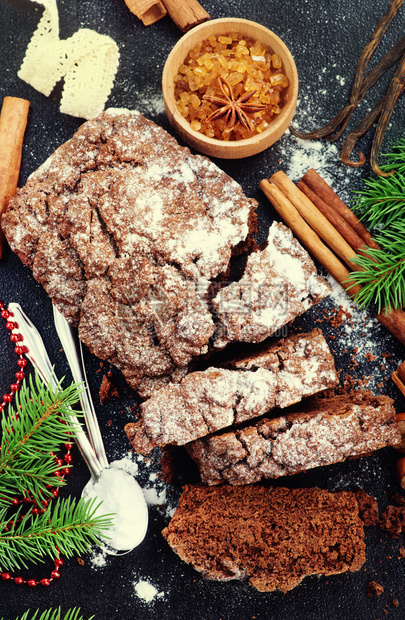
203, 76, 266, 132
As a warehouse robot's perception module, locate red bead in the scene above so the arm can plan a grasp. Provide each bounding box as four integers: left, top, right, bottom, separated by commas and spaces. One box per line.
10, 384, 19, 393
27, 579, 37, 587
54, 558, 63, 567
55, 458, 63, 467
0, 301, 3, 308
52, 489, 59, 497
23, 497, 32, 504
51, 570, 60, 579
0, 405, 3, 413
14, 576, 24, 585
1, 309, 10, 319
62, 467, 70, 476
17, 358, 27, 367
31, 506, 39, 515
14, 346, 23, 355
64, 454, 72, 463
40, 578, 50, 586
10, 334, 20, 343
65, 442, 73, 450
11, 498, 19, 506
6, 321, 15, 330
2, 573, 11, 580
16, 371, 25, 381
3, 394, 12, 404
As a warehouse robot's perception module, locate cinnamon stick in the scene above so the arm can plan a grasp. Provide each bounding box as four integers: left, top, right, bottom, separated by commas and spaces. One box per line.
297, 179, 367, 254
259, 179, 361, 297
300, 168, 380, 250
124, 0, 167, 25
270, 171, 361, 271
161, 0, 209, 32
0, 96, 30, 259
261, 175, 405, 347
392, 363, 405, 398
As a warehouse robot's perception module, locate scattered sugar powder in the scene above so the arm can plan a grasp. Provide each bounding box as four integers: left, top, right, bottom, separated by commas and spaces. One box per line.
133, 579, 165, 603
89, 547, 108, 569
319, 274, 402, 394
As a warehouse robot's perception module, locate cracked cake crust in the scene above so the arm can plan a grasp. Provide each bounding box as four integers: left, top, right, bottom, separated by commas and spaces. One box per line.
186, 390, 401, 485
2, 109, 331, 397
125, 328, 338, 451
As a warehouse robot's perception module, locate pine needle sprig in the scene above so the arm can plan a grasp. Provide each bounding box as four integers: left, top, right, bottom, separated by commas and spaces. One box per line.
1, 607, 95, 620
349, 247, 405, 313
0, 372, 84, 508
348, 138, 405, 312
352, 167, 405, 228
0, 496, 113, 572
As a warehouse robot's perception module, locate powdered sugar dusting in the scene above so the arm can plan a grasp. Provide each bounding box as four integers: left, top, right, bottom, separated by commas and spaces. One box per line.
319, 274, 402, 395
133, 579, 165, 603
138, 329, 337, 447
213, 222, 331, 347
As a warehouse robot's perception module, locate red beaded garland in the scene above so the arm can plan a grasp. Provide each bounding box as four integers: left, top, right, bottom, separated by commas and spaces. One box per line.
0, 301, 71, 587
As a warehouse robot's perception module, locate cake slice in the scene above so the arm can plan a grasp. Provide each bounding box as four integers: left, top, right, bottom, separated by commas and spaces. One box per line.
125, 328, 338, 452
186, 391, 401, 485
212, 221, 331, 349
162, 484, 366, 592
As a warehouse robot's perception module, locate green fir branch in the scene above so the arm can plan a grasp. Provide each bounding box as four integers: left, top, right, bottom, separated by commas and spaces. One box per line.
349, 247, 405, 313
0, 372, 83, 508
348, 138, 405, 312
0, 496, 113, 572
352, 169, 405, 229
1, 607, 94, 620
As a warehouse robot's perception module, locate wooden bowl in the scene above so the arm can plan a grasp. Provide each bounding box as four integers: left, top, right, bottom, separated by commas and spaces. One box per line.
162, 18, 298, 159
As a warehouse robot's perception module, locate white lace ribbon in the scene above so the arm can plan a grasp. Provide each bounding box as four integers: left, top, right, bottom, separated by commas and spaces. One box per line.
18, 0, 120, 119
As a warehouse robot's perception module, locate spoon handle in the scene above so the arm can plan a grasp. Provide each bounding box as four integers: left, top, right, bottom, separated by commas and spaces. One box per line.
8, 303, 103, 481
53, 307, 109, 469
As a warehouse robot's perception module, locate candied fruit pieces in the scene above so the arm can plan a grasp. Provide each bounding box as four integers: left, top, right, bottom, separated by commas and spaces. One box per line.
173, 33, 289, 141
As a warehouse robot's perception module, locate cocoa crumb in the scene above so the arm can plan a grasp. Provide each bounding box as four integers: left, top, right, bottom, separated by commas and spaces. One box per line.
355, 489, 379, 527
393, 599, 399, 607
380, 505, 405, 536
99, 374, 119, 404
77, 557, 85, 566
367, 581, 384, 597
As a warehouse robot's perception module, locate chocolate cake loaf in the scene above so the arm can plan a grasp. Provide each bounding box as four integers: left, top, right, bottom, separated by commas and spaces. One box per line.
162, 484, 367, 592
2, 109, 331, 397
187, 391, 401, 485
125, 328, 338, 451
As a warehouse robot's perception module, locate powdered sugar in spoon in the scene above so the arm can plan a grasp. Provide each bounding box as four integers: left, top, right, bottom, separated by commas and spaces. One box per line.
9, 302, 148, 554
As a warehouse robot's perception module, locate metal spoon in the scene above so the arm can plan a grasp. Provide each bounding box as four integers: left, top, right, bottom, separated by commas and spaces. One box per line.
8, 303, 149, 553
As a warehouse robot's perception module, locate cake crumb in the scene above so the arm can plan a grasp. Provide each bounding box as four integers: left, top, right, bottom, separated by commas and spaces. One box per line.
99, 374, 119, 404
367, 581, 384, 597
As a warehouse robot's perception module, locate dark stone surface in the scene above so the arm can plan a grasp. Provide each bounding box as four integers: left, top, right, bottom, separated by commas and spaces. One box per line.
0, 1, 405, 618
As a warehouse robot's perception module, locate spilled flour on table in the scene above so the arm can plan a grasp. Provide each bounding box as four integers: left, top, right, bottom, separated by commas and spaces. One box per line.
276, 130, 363, 204
133, 579, 165, 603
317, 274, 401, 395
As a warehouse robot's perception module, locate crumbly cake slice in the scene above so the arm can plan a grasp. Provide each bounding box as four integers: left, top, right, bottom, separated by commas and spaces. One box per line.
125, 328, 338, 451
2, 109, 257, 395
187, 391, 401, 485
162, 484, 366, 592
212, 221, 331, 349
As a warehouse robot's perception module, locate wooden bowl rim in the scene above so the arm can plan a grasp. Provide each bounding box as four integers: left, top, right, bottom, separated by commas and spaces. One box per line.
162, 18, 298, 158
